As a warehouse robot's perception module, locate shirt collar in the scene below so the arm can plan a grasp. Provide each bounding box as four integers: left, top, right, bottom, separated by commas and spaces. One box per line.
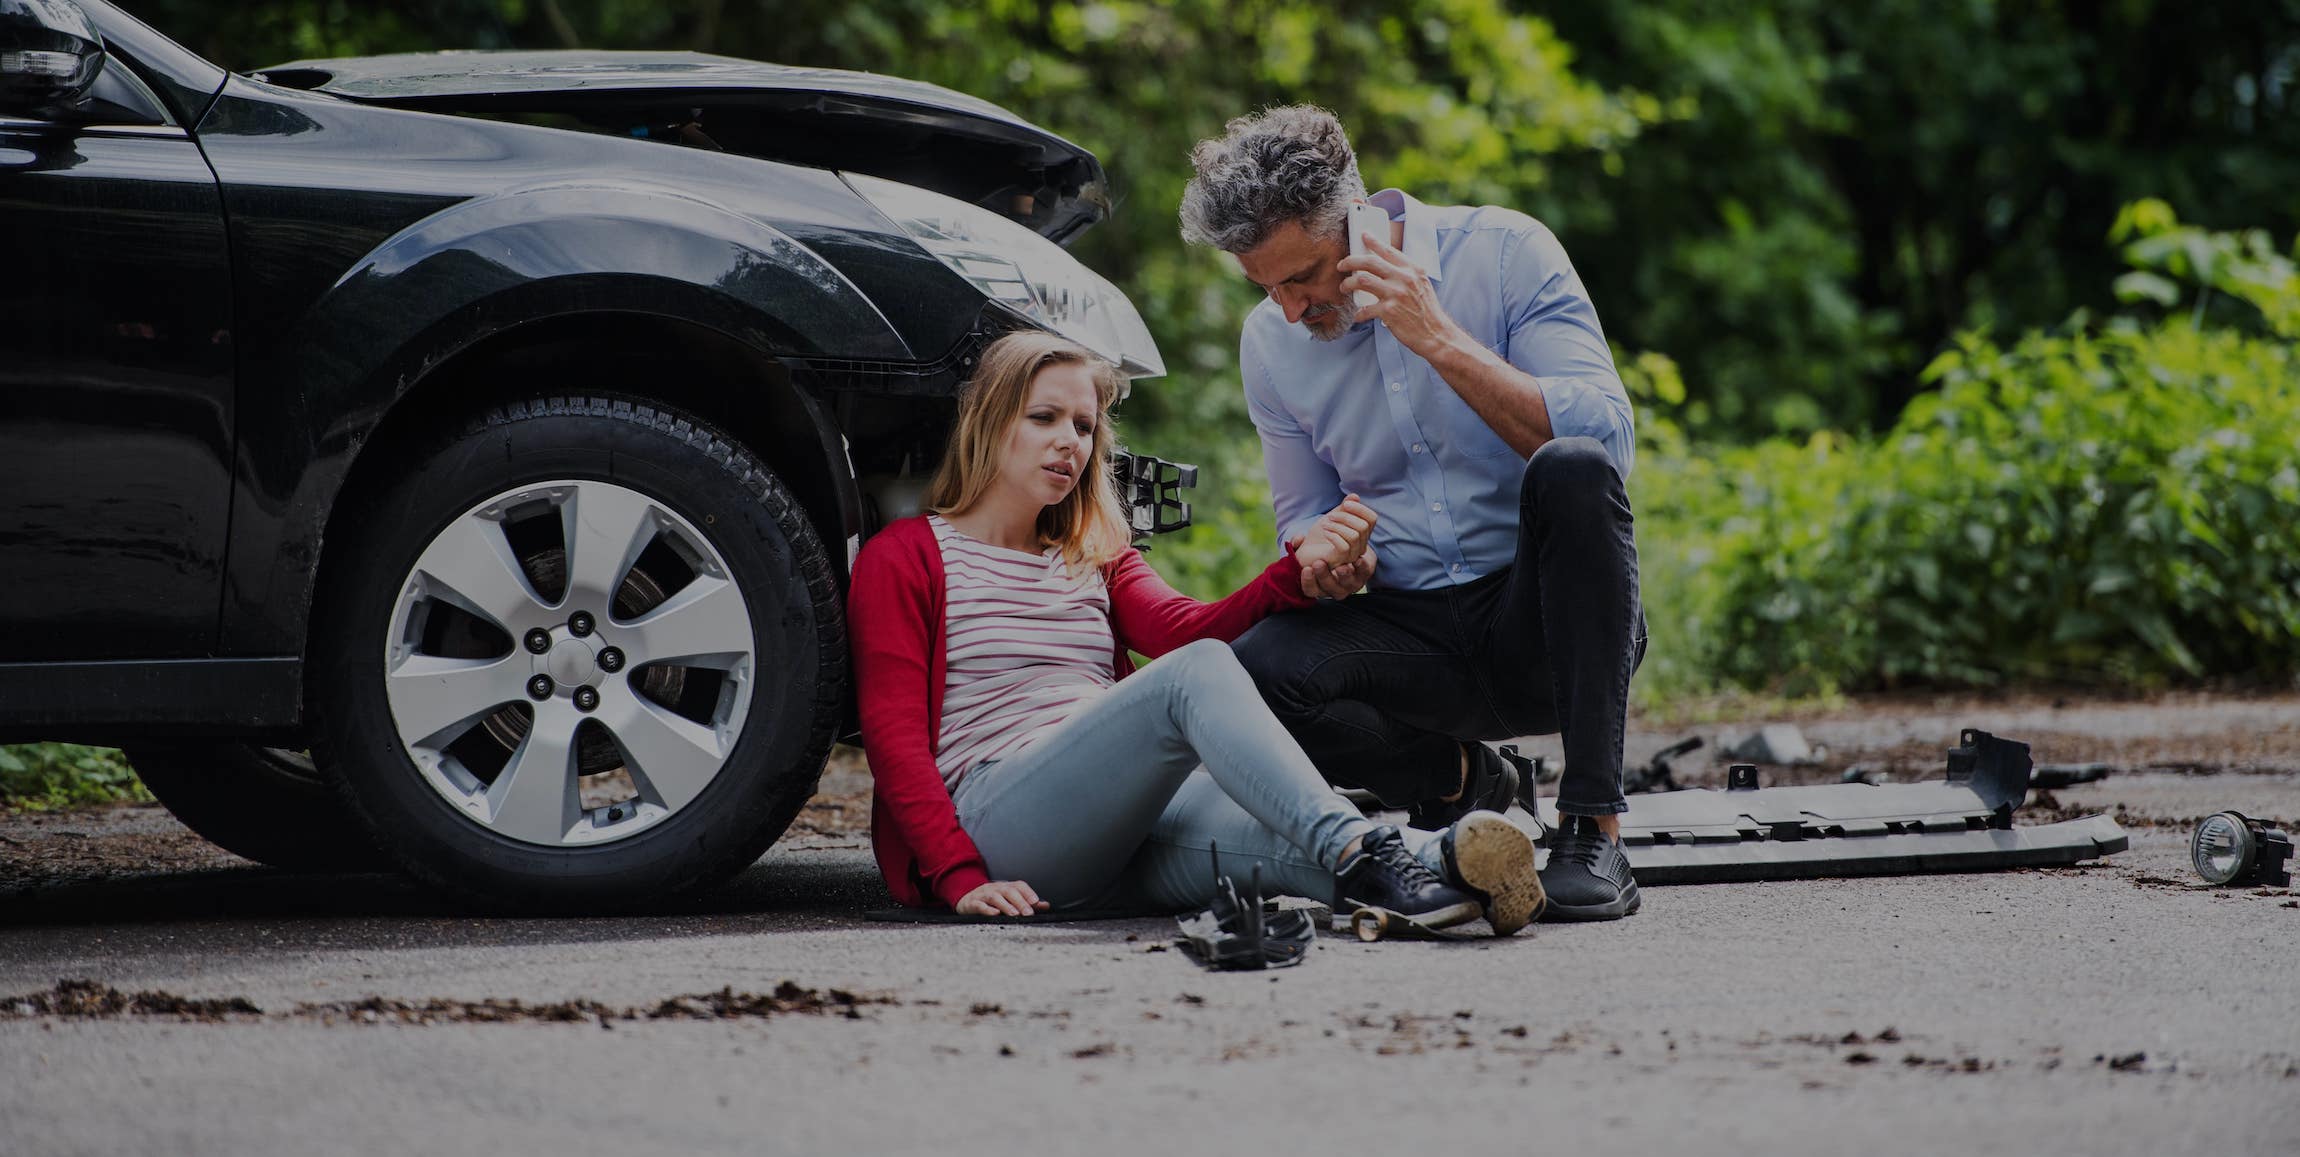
1367, 188, 1442, 283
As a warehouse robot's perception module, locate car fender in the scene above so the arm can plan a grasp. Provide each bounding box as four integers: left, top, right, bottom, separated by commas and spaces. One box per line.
231, 183, 889, 657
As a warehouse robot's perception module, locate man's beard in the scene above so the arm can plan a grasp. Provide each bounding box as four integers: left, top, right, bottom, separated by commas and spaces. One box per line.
1300, 298, 1360, 341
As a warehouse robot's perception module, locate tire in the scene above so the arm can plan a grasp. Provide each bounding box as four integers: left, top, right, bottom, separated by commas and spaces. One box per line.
312, 396, 845, 909
123, 743, 391, 873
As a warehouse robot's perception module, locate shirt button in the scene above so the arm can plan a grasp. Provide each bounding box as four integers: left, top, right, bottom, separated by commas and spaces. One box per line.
1451, 563, 1464, 573
1430, 502, 1443, 512
1388, 382, 1402, 393
1411, 443, 1424, 454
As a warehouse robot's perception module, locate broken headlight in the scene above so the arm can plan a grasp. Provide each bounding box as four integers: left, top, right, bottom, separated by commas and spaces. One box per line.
2190, 811, 2294, 887
844, 173, 1164, 382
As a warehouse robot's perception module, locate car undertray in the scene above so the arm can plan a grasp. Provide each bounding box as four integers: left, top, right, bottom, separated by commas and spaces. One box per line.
1531, 729, 2130, 885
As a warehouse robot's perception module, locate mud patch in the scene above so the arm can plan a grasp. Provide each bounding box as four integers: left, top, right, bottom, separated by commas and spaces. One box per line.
1, 978, 890, 1027
2, 979, 262, 1022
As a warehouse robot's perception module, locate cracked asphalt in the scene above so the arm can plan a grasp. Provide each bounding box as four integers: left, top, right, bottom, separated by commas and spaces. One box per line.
3, 694, 2297, 1156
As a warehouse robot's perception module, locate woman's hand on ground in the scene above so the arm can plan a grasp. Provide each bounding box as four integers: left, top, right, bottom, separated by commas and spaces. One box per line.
1288, 495, 1377, 598
956, 880, 1049, 917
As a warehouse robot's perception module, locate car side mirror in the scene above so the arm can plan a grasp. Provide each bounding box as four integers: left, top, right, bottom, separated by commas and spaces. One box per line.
0, 0, 105, 120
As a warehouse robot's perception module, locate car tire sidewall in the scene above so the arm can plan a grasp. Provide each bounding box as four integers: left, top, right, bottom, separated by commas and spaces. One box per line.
124, 742, 390, 873
316, 399, 836, 905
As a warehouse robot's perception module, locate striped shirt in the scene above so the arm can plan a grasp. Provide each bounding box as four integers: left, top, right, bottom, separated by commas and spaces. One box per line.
930, 515, 1116, 789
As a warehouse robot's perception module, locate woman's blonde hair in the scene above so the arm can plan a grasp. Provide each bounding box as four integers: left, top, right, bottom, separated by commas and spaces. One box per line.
925, 331, 1132, 571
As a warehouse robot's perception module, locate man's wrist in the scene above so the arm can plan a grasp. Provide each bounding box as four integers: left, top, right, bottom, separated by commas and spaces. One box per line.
1420, 324, 1492, 382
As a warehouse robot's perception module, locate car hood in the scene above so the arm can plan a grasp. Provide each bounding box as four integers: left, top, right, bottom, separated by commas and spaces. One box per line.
253, 51, 1108, 243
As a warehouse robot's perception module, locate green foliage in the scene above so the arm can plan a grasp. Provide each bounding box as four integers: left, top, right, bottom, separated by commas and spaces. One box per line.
1641, 210, 2300, 695
0, 744, 147, 810
1534, 0, 2300, 436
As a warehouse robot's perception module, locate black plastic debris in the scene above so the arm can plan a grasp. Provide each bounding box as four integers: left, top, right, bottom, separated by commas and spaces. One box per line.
1174, 848, 1314, 971
1625, 736, 1702, 795
1538, 728, 2130, 884
1114, 452, 1196, 539
2031, 762, 2115, 790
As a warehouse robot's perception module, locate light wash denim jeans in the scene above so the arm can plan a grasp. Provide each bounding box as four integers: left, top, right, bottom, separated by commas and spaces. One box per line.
948, 639, 1443, 913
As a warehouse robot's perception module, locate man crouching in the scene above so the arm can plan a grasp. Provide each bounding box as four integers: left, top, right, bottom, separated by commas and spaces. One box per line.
1181, 105, 1648, 921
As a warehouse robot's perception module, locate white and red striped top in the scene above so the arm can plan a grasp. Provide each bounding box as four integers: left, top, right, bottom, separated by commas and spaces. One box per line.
929, 515, 1116, 789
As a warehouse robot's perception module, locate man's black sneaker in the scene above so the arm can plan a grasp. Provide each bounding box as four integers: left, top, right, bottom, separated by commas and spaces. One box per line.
1337, 826, 1481, 926
1537, 814, 1641, 921
1440, 811, 1545, 935
1407, 743, 1520, 830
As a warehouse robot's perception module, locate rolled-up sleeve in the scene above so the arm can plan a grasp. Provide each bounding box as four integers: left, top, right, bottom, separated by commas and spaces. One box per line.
1243, 332, 1346, 548
1501, 223, 1635, 479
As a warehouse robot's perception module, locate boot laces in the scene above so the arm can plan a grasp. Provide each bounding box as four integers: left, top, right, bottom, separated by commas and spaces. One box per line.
1553, 820, 1610, 868
1365, 830, 1442, 888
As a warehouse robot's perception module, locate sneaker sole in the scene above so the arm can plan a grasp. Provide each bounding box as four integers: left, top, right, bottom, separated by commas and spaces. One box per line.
1537, 880, 1642, 922
1450, 812, 1545, 935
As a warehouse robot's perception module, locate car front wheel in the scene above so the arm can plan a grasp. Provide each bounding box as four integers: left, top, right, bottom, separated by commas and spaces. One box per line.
313, 396, 844, 909
122, 743, 388, 873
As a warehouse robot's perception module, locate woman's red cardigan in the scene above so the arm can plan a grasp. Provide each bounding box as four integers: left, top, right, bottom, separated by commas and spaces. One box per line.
847, 515, 1312, 909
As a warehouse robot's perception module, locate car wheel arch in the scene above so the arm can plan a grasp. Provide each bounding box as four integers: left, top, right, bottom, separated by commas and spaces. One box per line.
300, 311, 861, 674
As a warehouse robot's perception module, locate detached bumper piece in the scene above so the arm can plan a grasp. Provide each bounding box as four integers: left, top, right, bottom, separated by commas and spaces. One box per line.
1536, 729, 2130, 885
1175, 853, 1314, 971
1114, 452, 1196, 538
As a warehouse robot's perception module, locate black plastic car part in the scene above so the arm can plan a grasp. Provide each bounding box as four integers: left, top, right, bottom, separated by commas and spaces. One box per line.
1535, 729, 2130, 884
1114, 453, 1196, 539
1175, 848, 1314, 971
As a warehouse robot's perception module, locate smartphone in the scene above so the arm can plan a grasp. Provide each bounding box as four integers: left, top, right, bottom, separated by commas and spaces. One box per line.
1346, 201, 1389, 309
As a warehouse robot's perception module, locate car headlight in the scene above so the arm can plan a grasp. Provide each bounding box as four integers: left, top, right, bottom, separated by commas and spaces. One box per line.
2190, 811, 2294, 886
844, 173, 1164, 382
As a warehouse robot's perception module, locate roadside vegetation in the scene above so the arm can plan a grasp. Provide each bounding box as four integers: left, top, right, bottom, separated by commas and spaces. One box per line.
0, 744, 147, 810
8, 2, 2293, 806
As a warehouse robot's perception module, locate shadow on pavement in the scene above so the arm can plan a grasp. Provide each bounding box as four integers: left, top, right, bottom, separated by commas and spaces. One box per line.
0, 848, 901, 956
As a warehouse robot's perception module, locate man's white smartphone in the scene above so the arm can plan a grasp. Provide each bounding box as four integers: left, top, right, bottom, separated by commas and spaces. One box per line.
1346, 201, 1389, 309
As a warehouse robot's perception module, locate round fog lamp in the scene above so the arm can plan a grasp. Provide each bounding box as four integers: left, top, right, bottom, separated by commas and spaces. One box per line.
2190, 812, 2258, 885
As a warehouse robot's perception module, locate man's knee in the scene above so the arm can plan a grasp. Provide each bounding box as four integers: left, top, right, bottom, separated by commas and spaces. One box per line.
1228, 621, 1316, 716
1521, 436, 1621, 509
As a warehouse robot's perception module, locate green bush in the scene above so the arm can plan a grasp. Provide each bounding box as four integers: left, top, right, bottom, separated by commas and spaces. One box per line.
1641, 204, 2300, 694
0, 744, 147, 810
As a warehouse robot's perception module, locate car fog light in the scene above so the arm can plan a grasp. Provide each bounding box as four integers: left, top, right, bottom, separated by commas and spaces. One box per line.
2190, 811, 2294, 887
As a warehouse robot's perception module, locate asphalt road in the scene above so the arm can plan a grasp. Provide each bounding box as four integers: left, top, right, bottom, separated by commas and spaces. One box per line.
3, 704, 2297, 1156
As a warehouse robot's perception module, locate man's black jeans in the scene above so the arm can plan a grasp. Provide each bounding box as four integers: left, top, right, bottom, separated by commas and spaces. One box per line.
1232, 437, 1646, 818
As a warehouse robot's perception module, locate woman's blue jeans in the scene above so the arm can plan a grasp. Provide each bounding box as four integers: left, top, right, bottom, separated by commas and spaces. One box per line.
948, 639, 1439, 912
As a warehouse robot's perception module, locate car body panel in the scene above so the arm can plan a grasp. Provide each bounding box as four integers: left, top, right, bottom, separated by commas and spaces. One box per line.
73, 0, 224, 124
251, 50, 1108, 244
188, 76, 1008, 654
0, 119, 235, 661
1533, 729, 2132, 883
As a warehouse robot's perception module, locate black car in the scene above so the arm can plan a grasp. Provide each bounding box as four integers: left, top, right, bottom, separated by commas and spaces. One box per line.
1, 0, 1184, 906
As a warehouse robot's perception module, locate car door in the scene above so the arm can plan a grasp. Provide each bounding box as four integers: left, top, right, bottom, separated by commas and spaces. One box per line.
0, 49, 234, 660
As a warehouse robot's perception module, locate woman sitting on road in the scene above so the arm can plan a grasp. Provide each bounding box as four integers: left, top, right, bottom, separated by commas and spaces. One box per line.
848, 330, 1543, 932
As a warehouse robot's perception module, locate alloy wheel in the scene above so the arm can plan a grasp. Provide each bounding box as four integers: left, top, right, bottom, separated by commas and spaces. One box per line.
381, 479, 755, 847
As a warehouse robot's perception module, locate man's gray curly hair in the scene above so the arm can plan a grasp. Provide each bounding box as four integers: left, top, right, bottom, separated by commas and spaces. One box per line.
1179, 105, 1367, 254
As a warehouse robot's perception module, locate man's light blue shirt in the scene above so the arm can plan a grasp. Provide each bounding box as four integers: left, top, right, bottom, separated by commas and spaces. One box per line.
1240, 189, 1633, 592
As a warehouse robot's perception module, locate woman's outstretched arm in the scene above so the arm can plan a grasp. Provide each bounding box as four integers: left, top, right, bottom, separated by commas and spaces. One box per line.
1104, 547, 1310, 660
849, 532, 992, 909
1107, 498, 1377, 658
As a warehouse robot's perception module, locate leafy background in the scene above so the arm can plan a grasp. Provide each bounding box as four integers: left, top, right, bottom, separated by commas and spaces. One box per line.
11, 0, 2298, 804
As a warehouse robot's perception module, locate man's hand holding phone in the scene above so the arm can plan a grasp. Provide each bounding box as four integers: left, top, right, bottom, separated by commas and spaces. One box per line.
1341, 206, 1463, 359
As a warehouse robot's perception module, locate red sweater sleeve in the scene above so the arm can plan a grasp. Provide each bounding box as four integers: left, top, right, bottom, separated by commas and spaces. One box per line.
1105, 549, 1312, 659
848, 529, 991, 909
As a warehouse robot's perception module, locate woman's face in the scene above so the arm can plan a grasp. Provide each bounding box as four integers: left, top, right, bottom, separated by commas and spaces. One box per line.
994, 360, 1101, 511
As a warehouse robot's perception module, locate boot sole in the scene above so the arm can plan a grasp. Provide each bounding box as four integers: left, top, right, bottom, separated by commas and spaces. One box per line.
1537, 880, 1642, 922
1450, 812, 1545, 935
